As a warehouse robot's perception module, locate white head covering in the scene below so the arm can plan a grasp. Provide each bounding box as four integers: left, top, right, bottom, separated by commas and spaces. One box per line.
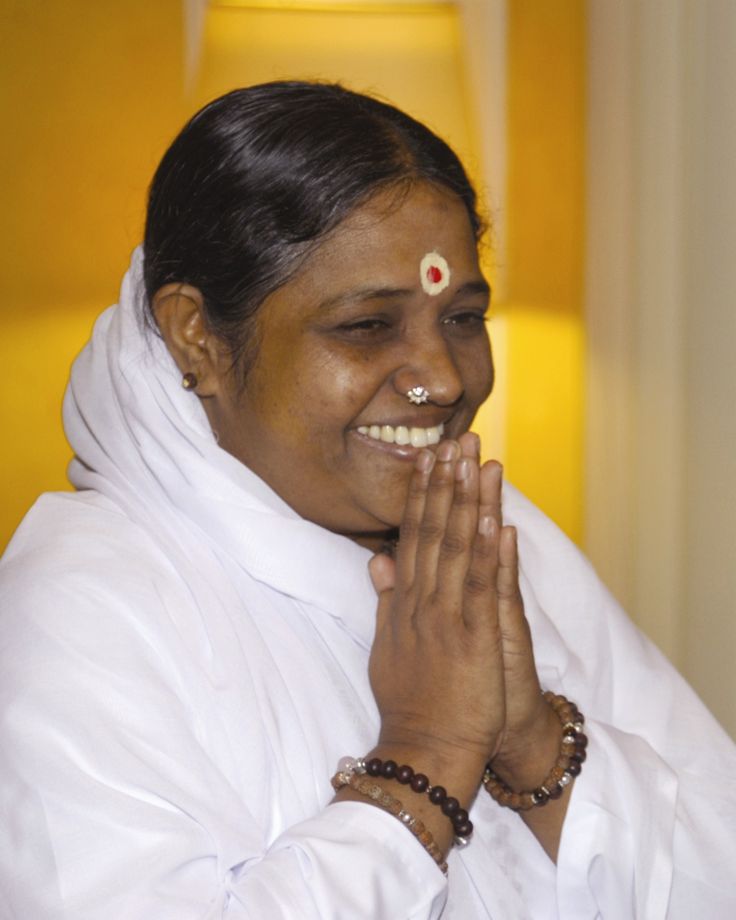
63, 247, 378, 646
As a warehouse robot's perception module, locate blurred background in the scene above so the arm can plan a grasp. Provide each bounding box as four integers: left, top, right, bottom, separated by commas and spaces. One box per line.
1, 0, 734, 737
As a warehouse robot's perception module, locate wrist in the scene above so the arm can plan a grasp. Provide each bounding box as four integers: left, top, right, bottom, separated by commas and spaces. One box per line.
490, 700, 561, 790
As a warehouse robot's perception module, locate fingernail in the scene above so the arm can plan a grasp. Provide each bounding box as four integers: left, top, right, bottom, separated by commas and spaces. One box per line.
455, 458, 471, 481
438, 440, 455, 462
478, 514, 494, 536
469, 432, 481, 456
416, 449, 435, 473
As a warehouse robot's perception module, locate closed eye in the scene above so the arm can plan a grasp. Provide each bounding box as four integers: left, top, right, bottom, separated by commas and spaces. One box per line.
442, 311, 488, 329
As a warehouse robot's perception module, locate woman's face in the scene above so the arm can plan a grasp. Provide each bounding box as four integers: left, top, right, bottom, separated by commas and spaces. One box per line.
208, 182, 494, 544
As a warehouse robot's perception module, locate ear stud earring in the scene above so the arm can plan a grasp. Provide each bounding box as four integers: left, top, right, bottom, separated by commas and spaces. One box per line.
181, 372, 198, 391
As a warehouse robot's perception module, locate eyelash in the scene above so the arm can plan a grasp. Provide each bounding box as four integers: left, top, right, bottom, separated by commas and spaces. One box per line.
337, 311, 488, 337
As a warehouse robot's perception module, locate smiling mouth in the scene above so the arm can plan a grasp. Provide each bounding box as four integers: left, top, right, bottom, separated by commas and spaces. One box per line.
356, 421, 445, 448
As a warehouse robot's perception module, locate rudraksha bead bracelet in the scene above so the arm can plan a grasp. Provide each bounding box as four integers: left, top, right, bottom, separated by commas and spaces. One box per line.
483, 691, 587, 811
331, 768, 448, 875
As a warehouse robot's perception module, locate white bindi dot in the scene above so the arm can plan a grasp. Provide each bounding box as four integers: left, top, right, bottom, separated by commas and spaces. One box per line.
419, 251, 451, 296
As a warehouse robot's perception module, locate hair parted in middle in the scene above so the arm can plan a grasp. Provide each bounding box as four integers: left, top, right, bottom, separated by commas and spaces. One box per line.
143, 81, 484, 379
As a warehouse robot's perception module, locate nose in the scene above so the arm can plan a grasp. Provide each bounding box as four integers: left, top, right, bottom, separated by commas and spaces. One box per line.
392, 330, 465, 408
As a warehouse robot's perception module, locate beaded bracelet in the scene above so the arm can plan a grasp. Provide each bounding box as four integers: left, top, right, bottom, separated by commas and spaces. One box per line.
483, 691, 588, 811
362, 756, 473, 844
331, 768, 449, 875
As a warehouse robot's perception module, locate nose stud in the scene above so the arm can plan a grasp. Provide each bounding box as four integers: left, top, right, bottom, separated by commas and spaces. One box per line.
407, 385, 431, 405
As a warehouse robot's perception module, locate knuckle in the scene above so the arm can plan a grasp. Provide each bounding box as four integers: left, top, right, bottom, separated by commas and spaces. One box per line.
407, 477, 428, 500
417, 518, 444, 544
439, 532, 469, 559
400, 516, 420, 540
464, 571, 491, 597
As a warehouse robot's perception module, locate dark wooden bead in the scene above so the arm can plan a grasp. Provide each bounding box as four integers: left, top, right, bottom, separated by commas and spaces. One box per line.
566, 759, 582, 776
454, 818, 474, 838
380, 759, 397, 779
547, 782, 564, 799
429, 785, 447, 805
454, 808, 469, 824
366, 757, 382, 777
396, 764, 414, 784
531, 788, 549, 806
570, 749, 587, 764
575, 733, 589, 749
410, 773, 429, 793
441, 796, 460, 817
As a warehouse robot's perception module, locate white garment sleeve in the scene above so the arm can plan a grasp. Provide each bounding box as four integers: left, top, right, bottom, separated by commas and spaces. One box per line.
509, 487, 736, 920
0, 565, 446, 920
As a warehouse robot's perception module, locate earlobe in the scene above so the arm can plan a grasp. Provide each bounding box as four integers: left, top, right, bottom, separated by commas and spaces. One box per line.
152, 283, 223, 396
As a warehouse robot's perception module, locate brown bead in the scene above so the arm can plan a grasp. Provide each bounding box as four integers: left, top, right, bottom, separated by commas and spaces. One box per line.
396, 764, 414, 784
454, 818, 474, 837
441, 796, 460, 817
567, 759, 582, 776
380, 759, 398, 779
429, 785, 447, 805
365, 757, 382, 776
410, 772, 429, 793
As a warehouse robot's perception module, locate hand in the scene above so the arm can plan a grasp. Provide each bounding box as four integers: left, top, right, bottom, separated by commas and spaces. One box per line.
368, 434, 548, 785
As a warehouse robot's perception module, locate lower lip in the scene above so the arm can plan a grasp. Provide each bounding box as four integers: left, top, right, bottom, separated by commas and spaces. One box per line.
350, 429, 433, 461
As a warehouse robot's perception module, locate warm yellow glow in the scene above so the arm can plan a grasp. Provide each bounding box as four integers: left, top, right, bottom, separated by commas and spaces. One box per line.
496, 0, 586, 542
194, 2, 479, 191
0, 0, 186, 551
1, 0, 586, 552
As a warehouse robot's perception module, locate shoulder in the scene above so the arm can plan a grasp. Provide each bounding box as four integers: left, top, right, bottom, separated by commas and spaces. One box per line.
0, 491, 190, 678
1, 490, 178, 603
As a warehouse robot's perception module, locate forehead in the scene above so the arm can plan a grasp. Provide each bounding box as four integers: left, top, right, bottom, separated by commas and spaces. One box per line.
284, 182, 481, 305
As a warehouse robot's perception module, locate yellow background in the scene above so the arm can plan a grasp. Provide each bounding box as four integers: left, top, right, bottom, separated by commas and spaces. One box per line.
0, 0, 584, 550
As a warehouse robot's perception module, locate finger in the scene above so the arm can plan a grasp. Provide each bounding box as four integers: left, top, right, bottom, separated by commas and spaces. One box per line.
434, 454, 481, 611
496, 525, 539, 687
368, 551, 396, 595
458, 430, 480, 459
496, 525, 521, 603
368, 553, 396, 635
479, 459, 503, 530
497, 527, 533, 651
411, 439, 460, 596
394, 447, 435, 589
462, 510, 500, 632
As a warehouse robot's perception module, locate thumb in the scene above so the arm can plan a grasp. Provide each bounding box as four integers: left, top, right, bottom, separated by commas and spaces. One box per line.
368, 552, 396, 595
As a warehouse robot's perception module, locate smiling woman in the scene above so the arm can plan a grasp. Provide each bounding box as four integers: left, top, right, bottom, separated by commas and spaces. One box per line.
0, 82, 734, 919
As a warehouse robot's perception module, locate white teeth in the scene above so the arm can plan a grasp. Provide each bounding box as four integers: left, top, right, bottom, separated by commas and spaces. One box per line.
410, 428, 428, 448
357, 422, 445, 446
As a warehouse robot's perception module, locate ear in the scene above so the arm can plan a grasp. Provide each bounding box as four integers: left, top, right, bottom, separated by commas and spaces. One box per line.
152, 283, 227, 397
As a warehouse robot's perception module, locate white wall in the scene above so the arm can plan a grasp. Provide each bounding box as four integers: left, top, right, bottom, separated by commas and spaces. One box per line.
586, 0, 736, 737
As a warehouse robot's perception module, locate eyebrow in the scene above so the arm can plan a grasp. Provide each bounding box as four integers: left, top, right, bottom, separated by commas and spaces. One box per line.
316, 279, 491, 313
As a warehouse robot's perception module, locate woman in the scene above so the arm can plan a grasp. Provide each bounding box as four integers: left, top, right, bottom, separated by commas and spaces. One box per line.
0, 82, 733, 918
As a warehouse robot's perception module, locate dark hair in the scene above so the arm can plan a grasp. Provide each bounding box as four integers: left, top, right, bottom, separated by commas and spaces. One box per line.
143, 81, 483, 377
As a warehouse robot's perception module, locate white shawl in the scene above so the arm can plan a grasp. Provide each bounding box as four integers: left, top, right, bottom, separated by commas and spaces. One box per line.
1, 250, 734, 919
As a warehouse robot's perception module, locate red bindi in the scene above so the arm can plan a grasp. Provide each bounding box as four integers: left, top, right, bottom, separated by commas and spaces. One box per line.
427, 265, 443, 284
